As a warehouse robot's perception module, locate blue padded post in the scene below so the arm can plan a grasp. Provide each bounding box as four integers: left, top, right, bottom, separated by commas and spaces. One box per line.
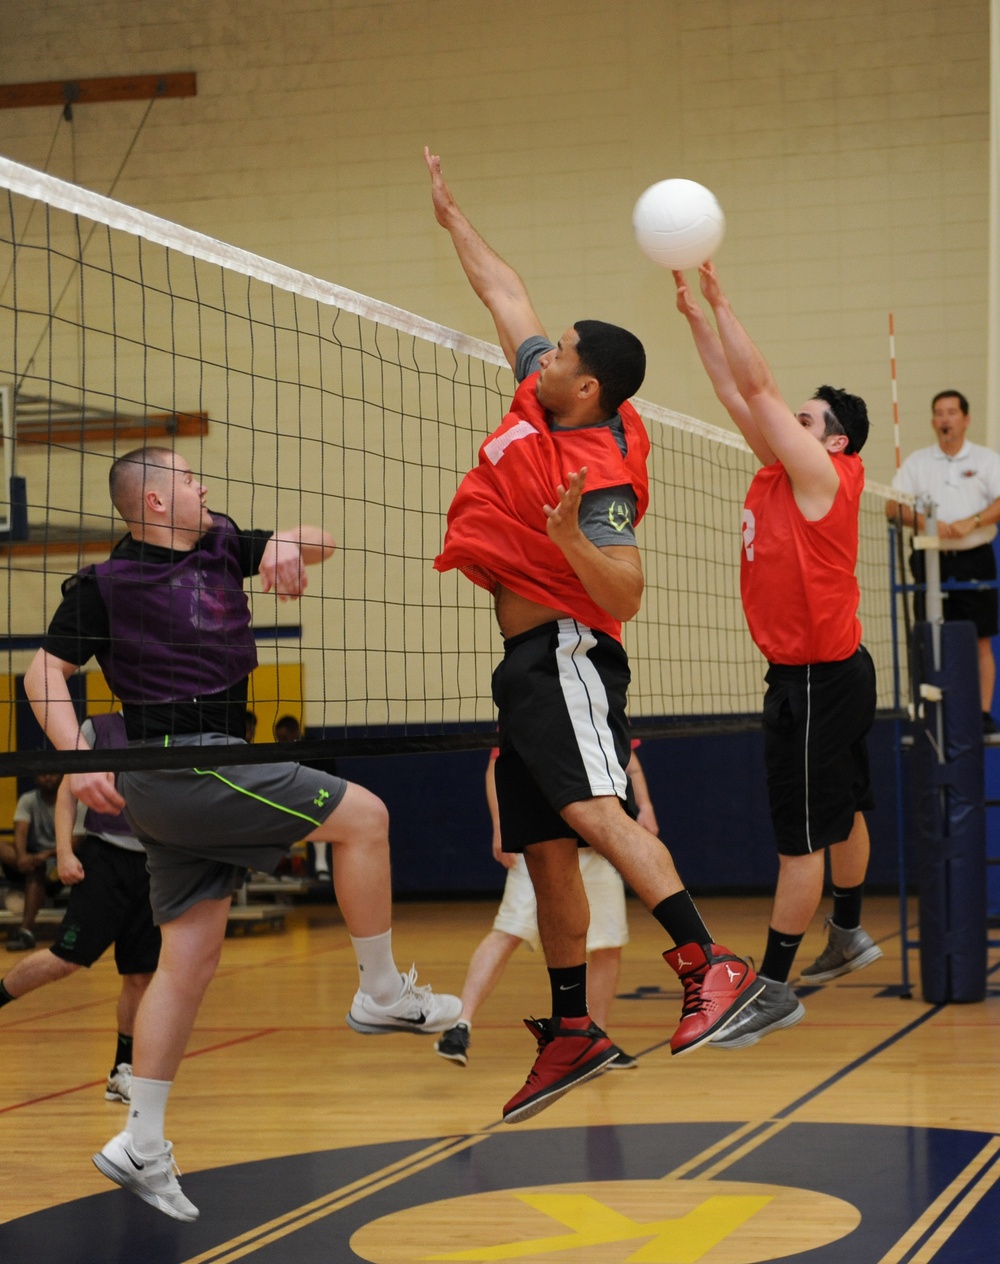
911, 619, 987, 1003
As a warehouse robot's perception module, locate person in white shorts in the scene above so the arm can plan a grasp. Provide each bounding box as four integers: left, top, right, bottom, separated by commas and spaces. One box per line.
435, 744, 658, 1069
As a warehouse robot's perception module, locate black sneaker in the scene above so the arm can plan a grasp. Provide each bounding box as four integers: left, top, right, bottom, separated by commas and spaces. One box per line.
5, 927, 35, 953
435, 1021, 471, 1066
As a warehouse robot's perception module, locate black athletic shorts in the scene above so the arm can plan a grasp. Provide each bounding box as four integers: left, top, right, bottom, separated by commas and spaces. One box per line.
763, 645, 876, 856
50, 836, 161, 974
910, 543, 999, 638
491, 619, 636, 852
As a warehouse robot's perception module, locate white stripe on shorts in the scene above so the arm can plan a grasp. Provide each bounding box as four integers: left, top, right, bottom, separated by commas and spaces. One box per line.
555, 619, 627, 800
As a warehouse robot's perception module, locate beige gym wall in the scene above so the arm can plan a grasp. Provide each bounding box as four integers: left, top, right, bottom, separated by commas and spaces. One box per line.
0, 0, 989, 489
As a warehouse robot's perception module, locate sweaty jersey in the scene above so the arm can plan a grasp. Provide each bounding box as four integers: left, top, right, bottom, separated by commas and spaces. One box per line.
741, 453, 864, 665
434, 371, 650, 642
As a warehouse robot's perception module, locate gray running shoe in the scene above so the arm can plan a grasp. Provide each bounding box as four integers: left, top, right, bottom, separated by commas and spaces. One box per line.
604, 1044, 638, 1070
800, 917, 883, 983
710, 976, 805, 1050
435, 1021, 471, 1066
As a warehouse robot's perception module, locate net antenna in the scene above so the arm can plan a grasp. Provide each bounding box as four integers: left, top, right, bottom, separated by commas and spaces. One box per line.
0, 155, 908, 778
888, 313, 914, 657
0, 384, 14, 535
889, 313, 902, 474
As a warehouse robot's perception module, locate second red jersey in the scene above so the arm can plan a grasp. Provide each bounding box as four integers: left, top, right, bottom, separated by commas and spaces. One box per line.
741, 453, 864, 666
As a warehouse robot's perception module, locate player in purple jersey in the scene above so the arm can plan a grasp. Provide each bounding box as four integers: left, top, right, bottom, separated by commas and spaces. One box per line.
24, 447, 459, 1221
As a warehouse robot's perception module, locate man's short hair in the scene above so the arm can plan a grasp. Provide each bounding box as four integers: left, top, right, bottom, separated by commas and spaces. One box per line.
932, 389, 969, 415
108, 447, 176, 520
273, 715, 302, 741
573, 320, 646, 415
814, 384, 869, 455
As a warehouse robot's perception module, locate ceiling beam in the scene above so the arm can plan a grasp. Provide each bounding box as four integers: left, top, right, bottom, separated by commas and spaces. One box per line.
0, 72, 196, 111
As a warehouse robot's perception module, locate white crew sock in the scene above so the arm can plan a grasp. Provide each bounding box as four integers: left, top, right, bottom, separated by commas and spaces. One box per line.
312, 842, 331, 876
350, 929, 403, 1004
128, 1076, 172, 1155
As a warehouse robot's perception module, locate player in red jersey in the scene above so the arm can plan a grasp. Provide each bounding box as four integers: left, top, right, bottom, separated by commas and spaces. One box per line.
425, 148, 762, 1122
675, 263, 882, 1049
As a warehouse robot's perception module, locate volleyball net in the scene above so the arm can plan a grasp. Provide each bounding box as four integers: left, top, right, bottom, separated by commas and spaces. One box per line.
0, 156, 903, 775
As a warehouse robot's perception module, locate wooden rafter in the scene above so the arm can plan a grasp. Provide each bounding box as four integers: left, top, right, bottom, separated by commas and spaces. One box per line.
13, 394, 209, 445
0, 72, 196, 111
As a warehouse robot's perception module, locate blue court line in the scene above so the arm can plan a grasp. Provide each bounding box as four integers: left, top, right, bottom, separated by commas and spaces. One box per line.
771, 1002, 944, 1120
893, 1143, 1000, 1264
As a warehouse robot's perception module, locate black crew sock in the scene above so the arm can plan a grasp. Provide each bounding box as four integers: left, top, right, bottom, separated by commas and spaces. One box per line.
760, 927, 803, 983
113, 1032, 134, 1073
0, 980, 14, 1008
652, 890, 712, 948
831, 883, 864, 931
548, 964, 589, 1019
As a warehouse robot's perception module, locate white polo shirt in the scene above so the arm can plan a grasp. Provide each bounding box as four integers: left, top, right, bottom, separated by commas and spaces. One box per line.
893, 440, 1000, 551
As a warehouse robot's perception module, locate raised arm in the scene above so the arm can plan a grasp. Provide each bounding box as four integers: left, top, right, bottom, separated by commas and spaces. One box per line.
698, 263, 840, 517
672, 270, 771, 463
258, 525, 335, 600
23, 650, 125, 813
424, 147, 546, 370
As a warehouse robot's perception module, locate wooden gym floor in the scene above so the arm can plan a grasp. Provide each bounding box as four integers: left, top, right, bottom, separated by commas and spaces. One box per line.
0, 894, 997, 1263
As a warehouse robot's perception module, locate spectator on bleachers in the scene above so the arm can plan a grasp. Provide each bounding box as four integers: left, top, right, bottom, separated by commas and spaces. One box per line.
6, 772, 62, 951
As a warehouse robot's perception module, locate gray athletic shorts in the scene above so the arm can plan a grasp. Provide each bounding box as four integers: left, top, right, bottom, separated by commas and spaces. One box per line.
120, 733, 348, 925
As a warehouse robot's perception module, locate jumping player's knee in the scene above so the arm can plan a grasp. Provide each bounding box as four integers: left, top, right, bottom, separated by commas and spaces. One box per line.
313, 782, 389, 846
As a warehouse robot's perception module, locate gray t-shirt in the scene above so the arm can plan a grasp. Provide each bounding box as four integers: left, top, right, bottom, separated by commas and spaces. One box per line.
514, 336, 638, 548
13, 790, 57, 854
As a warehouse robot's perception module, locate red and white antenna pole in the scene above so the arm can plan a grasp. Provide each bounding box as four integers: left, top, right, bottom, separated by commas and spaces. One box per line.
889, 312, 901, 471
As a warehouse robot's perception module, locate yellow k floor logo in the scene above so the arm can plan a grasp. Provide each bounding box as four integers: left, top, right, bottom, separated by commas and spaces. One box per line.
350, 1178, 861, 1264
425, 1191, 773, 1261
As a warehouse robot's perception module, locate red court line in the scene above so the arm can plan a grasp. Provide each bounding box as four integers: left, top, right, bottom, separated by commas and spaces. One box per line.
0, 1027, 280, 1116
0, 939, 356, 1029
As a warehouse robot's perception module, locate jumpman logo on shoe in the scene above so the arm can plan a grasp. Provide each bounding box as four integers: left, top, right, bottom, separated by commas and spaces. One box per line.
676, 952, 691, 969
725, 964, 741, 984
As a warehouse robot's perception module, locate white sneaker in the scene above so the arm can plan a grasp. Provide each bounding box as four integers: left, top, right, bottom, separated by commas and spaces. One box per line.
93, 1130, 199, 1222
105, 1062, 133, 1103
346, 964, 462, 1034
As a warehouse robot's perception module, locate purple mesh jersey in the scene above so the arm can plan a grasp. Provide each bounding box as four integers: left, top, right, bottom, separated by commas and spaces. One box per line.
89, 515, 258, 706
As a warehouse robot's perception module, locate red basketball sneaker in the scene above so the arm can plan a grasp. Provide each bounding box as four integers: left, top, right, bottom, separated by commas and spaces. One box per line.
502, 1016, 617, 1124
663, 942, 763, 1056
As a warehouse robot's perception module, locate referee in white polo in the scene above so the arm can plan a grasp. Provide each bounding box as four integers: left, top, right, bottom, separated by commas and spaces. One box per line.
887, 390, 1000, 733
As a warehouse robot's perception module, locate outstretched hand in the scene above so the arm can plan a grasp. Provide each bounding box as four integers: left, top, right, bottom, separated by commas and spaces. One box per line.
673, 270, 701, 320
424, 146, 457, 228
697, 260, 724, 305
543, 468, 588, 548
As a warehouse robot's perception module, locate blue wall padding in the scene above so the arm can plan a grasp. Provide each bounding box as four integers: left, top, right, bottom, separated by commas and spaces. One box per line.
337, 717, 903, 898
911, 620, 987, 1003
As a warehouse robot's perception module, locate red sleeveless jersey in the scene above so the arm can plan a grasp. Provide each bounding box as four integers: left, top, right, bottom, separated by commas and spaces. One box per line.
434, 373, 650, 642
741, 453, 864, 665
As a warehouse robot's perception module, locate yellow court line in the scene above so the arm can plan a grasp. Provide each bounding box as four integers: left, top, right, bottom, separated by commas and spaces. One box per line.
910, 1149, 1000, 1264
875, 1135, 1000, 1264
679, 1121, 792, 1182
663, 1119, 789, 1181
181, 1133, 492, 1264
